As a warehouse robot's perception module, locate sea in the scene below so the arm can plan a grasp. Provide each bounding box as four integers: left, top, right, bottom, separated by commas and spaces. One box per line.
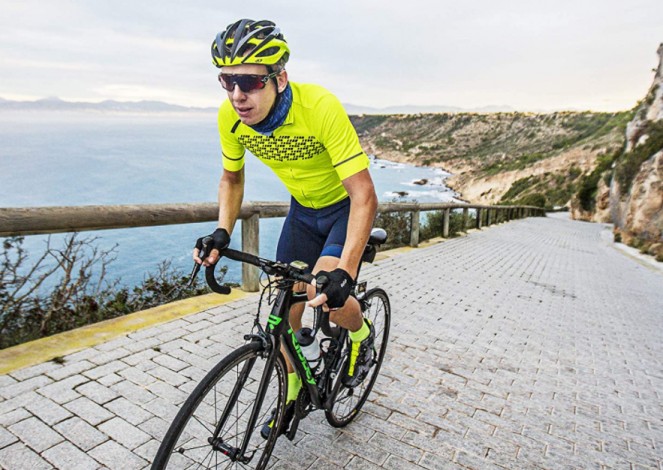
0, 111, 457, 287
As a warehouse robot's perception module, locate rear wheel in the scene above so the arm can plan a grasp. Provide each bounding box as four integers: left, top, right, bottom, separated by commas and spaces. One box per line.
325, 288, 391, 427
152, 342, 287, 469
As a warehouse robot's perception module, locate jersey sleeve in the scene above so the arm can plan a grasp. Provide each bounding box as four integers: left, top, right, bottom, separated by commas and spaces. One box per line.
317, 93, 370, 180
217, 102, 246, 172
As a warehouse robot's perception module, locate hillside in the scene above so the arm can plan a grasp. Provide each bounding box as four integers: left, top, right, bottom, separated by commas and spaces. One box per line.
351, 111, 630, 207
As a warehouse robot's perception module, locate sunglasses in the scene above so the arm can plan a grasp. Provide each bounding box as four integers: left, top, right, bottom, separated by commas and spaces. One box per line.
218, 72, 279, 93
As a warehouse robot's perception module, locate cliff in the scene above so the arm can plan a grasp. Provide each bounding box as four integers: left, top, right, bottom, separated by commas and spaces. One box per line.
608, 44, 663, 257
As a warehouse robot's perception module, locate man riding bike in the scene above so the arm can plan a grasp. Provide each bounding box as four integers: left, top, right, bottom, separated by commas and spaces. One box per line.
193, 18, 378, 437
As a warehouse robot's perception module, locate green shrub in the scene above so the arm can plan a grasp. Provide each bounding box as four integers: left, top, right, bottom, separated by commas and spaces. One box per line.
644, 84, 659, 106
350, 114, 388, 134
615, 120, 663, 192
575, 147, 622, 211
1, 235, 224, 349
515, 193, 547, 208
568, 166, 582, 180
374, 208, 473, 250
420, 211, 467, 240
374, 210, 411, 250
502, 176, 539, 200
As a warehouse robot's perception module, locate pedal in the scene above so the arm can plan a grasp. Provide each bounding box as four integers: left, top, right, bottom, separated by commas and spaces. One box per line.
285, 415, 300, 441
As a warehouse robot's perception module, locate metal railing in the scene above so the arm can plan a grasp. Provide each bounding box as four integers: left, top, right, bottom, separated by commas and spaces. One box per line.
0, 202, 545, 291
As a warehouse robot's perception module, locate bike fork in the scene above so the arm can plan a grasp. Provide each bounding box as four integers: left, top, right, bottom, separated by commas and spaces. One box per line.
212, 356, 257, 441
208, 341, 280, 463
238, 342, 281, 457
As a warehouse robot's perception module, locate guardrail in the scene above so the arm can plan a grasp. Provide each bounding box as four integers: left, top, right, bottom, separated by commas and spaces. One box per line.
0, 202, 545, 291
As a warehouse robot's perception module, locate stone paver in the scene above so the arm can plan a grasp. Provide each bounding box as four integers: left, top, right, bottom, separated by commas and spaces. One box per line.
54, 416, 109, 451
63, 396, 115, 426
1, 216, 662, 469
89, 440, 148, 470
0, 442, 53, 469
42, 441, 99, 470
8, 417, 64, 453
97, 417, 151, 450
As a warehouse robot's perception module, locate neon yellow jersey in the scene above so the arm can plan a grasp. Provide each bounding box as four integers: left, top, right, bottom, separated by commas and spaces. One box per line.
218, 82, 370, 209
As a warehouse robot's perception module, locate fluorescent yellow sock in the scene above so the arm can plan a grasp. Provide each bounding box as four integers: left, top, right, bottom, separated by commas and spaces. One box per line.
287, 372, 302, 403
349, 319, 370, 343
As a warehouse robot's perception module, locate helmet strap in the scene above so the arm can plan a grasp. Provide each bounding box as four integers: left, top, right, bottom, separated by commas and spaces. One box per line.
267, 65, 285, 92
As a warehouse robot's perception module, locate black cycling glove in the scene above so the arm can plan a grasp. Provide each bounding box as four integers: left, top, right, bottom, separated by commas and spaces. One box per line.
316, 268, 354, 309
195, 228, 230, 261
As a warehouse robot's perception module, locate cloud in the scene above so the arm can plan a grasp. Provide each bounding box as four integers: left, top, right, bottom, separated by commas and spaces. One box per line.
1, 0, 661, 111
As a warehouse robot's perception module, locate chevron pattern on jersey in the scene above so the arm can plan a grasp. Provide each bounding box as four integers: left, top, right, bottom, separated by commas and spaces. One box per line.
238, 135, 326, 162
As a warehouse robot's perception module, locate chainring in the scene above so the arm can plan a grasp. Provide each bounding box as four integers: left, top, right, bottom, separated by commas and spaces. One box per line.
295, 388, 312, 419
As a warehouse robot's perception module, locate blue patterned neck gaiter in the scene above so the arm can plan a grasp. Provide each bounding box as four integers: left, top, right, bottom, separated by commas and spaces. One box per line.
250, 83, 293, 135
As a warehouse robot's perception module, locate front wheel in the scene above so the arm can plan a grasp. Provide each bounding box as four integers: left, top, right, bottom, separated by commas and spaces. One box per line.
325, 288, 391, 427
152, 342, 287, 470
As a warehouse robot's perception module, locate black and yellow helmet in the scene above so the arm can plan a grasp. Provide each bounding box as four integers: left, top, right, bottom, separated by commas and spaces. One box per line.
212, 19, 290, 68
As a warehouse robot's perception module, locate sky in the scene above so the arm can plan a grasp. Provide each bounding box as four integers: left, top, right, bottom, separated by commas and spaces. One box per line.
1, 0, 662, 112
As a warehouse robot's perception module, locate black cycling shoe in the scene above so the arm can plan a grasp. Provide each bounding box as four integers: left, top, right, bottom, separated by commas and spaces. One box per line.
342, 319, 375, 388
260, 402, 295, 440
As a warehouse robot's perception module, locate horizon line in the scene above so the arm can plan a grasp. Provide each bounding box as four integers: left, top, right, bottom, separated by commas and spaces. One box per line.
0, 95, 635, 115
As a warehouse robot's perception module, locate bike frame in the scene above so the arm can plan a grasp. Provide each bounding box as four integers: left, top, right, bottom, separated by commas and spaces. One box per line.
210, 281, 353, 459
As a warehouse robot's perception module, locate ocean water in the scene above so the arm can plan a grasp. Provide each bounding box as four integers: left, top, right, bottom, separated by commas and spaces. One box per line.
0, 111, 456, 286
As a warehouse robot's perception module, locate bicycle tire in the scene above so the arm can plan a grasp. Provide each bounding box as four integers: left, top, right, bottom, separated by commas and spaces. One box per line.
152, 342, 287, 469
325, 288, 391, 427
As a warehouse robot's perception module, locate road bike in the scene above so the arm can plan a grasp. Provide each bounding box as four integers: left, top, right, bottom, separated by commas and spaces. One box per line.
152, 228, 391, 469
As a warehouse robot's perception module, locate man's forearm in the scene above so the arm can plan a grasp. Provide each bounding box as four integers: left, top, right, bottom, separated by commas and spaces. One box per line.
217, 169, 245, 234
338, 190, 377, 279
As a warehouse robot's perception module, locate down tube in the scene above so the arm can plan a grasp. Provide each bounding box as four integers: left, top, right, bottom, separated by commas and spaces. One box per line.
282, 326, 322, 409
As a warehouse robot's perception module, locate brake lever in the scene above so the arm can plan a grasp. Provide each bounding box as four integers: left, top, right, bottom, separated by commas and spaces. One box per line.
311, 274, 340, 338
316, 274, 328, 295
310, 274, 327, 334
188, 236, 213, 288
187, 263, 201, 289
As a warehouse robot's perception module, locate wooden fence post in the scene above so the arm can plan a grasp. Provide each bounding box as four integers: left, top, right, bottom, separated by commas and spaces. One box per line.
443, 208, 450, 238
486, 208, 492, 226
241, 213, 260, 292
476, 208, 482, 229
410, 210, 420, 247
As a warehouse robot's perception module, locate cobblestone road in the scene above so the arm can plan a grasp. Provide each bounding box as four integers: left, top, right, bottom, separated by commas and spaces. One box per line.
1, 216, 662, 469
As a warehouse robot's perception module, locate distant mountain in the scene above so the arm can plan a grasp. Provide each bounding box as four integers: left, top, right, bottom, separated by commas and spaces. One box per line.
0, 97, 217, 114
0, 96, 517, 116
343, 103, 516, 115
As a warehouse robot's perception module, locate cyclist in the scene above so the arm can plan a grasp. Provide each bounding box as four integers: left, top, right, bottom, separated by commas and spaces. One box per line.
193, 19, 378, 435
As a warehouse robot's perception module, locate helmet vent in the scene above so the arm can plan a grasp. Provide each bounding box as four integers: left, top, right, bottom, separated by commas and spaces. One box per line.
256, 47, 279, 57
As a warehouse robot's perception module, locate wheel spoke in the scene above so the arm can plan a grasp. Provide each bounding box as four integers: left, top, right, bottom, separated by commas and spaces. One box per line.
152, 343, 286, 469
326, 289, 390, 427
